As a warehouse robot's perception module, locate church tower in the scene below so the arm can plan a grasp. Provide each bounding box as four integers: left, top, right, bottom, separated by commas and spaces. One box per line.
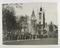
36, 7, 46, 36
38, 7, 45, 29
31, 10, 36, 35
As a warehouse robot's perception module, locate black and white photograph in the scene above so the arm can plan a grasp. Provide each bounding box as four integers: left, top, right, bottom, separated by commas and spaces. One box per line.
2, 3, 58, 45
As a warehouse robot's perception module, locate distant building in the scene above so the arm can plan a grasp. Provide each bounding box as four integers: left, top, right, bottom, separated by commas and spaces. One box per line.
30, 7, 47, 38
31, 10, 37, 35
36, 7, 46, 37
48, 22, 58, 38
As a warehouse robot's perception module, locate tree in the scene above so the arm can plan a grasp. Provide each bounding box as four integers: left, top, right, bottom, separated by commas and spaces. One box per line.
49, 22, 53, 32
2, 6, 17, 32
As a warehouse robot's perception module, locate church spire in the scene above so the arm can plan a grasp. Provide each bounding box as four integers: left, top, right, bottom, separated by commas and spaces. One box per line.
40, 7, 42, 11
31, 10, 35, 17
40, 2, 43, 11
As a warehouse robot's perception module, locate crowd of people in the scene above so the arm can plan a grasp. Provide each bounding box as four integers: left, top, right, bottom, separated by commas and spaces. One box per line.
3, 30, 48, 41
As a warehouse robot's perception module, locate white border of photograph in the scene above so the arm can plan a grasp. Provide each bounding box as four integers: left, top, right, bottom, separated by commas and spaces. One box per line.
0, 0, 60, 48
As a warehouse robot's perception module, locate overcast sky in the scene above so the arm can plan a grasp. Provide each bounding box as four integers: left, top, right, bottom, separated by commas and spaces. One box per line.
12, 2, 57, 25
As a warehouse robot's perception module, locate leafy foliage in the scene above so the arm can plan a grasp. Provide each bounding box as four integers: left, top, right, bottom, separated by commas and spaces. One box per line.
2, 8, 17, 32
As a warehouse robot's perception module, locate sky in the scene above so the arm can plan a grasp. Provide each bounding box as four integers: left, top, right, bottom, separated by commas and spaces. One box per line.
7, 3, 58, 25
